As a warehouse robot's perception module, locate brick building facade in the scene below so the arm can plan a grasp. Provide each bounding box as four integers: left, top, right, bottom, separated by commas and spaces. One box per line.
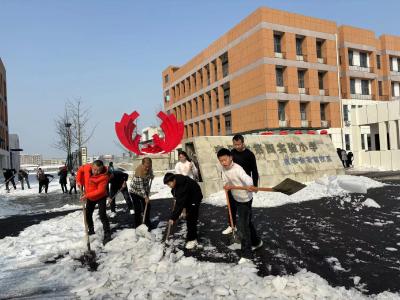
0, 58, 9, 170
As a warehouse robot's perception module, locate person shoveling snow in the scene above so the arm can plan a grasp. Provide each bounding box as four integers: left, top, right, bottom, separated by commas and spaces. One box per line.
163, 172, 202, 250
129, 157, 154, 236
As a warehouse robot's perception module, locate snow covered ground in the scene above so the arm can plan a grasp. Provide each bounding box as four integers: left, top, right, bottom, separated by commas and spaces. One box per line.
0, 174, 399, 298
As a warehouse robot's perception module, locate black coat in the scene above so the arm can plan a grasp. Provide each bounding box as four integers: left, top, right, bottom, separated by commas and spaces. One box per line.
109, 171, 129, 189
170, 174, 202, 221
3, 169, 16, 180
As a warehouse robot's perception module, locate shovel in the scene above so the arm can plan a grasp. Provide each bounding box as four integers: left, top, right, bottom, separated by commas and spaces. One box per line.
79, 189, 97, 271
162, 198, 177, 257
226, 178, 306, 196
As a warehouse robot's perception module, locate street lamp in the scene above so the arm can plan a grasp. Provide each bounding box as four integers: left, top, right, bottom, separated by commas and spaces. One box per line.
65, 122, 72, 172
10, 148, 23, 170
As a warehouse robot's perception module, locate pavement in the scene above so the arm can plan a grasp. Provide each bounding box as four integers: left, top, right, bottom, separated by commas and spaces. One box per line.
0, 175, 399, 297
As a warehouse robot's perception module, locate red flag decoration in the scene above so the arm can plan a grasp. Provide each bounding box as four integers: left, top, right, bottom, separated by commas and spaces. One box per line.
115, 111, 184, 155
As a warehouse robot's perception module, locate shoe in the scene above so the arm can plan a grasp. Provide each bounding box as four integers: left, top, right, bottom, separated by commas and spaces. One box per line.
88, 229, 95, 235
109, 212, 116, 218
238, 257, 251, 264
252, 240, 263, 251
185, 240, 198, 249
222, 226, 236, 235
129, 209, 134, 215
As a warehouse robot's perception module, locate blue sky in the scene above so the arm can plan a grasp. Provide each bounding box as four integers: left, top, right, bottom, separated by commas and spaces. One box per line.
1, 0, 399, 158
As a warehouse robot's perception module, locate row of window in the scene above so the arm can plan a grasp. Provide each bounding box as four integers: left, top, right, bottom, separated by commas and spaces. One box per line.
164, 52, 229, 102
172, 83, 231, 120
278, 101, 328, 123
274, 32, 326, 60
275, 66, 328, 91
185, 113, 232, 137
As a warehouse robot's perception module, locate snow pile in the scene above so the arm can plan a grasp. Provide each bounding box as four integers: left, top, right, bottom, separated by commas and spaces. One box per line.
0, 211, 398, 299
362, 198, 381, 208
205, 175, 385, 208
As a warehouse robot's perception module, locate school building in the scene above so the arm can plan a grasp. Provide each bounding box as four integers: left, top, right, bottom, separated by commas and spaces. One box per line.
162, 7, 400, 152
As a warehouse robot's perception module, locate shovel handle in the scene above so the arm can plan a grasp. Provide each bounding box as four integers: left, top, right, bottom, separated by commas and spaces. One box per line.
224, 190, 236, 240
225, 186, 275, 192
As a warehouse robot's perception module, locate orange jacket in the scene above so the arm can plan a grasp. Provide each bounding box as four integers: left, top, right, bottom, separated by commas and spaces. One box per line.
76, 164, 109, 201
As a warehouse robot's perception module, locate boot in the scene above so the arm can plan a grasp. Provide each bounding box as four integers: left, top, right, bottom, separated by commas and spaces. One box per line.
103, 231, 112, 245
88, 228, 95, 235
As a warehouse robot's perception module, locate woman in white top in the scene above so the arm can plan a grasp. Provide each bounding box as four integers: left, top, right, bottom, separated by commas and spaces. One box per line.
175, 151, 198, 180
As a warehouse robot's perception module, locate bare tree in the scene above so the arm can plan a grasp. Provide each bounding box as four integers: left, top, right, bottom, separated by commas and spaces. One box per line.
67, 98, 96, 157
53, 106, 70, 153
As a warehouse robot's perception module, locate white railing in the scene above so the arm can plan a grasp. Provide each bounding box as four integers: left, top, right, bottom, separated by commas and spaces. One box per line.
349, 65, 370, 73
317, 57, 326, 64
274, 52, 284, 58
301, 120, 309, 127
350, 93, 372, 100
298, 88, 308, 94
279, 120, 287, 127
276, 86, 287, 93
296, 55, 304, 61
321, 120, 329, 128
390, 71, 400, 76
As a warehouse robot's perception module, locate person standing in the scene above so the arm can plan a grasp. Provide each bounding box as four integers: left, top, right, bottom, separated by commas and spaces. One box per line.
76, 160, 111, 245
341, 149, 348, 168
107, 170, 133, 214
222, 134, 259, 235
18, 169, 31, 190
129, 157, 153, 229
347, 152, 354, 168
3, 168, 17, 192
174, 151, 198, 180
58, 165, 68, 193
69, 171, 77, 194
37, 168, 54, 194
217, 148, 262, 264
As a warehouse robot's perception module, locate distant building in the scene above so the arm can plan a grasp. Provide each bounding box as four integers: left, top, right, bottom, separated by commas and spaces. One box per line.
20, 154, 43, 166
41, 158, 65, 166
9, 134, 20, 170
141, 126, 164, 143
0, 58, 9, 170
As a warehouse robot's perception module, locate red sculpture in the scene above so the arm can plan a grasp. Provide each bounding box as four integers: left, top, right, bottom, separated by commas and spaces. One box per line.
115, 111, 184, 155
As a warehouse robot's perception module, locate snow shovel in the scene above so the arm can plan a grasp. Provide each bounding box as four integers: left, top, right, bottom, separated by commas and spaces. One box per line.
227, 178, 306, 196
224, 189, 241, 245
0, 174, 16, 189
79, 189, 97, 271
162, 198, 177, 257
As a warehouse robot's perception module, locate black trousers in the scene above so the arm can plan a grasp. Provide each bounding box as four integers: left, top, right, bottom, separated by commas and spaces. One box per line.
109, 187, 133, 212
5, 178, 16, 190
39, 180, 49, 193
227, 191, 237, 226
185, 202, 200, 241
85, 197, 110, 234
130, 193, 151, 228
60, 183, 68, 193
69, 185, 77, 194
236, 199, 260, 259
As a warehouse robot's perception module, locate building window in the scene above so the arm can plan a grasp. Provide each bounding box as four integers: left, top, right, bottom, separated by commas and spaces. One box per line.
367, 134, 371, 150
200, 96, 204, 113
300, 103, 307, 121
195, 98, 199, 114
318, 72, 325, 90
198, 70, 203, 87
298, 70, 305, 88
214, 88, 219, 109
348, 50, 353, 66
320, 103, 326, 121
378, 81, 383, 96
207, 92, 212, 112
345, 134, 351, 151
224, 113, 232, 135
276, 67, 284, 87
350, 79, 356, 94
361, 80, 369, 95
360, 52, 368, 68
220, 52, 229, 77
278, 102, 286, 121
164, 74, 169, 84
212, 60, 217, 82
201, 120, 206, 135
361, 134, 365, 150
223, 82, 230, 105
343, 105, 349, 122
296, 37, 303, 56
377, 55, 381, 69
209, 118, 213, 135
164, 90, 170, 102
187, 102, 192, 119
274, 33, 282, 53
205, 65, 210, 86
316, 40, 323, 58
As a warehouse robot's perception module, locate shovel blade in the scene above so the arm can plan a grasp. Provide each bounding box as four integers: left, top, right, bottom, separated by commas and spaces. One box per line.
272, 178, 306, 195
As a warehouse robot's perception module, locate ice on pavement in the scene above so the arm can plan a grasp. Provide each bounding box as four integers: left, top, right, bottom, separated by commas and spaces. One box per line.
0, 209, 398, 299
362, 198, 381, 208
